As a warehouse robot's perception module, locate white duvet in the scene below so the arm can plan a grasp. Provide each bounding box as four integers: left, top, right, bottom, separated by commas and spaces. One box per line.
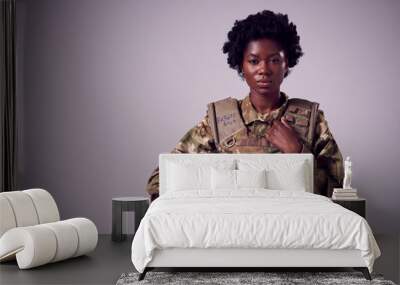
131, 190, 380, 273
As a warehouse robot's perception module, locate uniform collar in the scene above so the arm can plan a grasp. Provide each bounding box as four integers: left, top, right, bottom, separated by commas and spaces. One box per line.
240, 92, 289, 125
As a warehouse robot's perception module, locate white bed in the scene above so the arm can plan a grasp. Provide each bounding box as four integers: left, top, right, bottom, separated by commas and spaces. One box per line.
131, 154, 380, 280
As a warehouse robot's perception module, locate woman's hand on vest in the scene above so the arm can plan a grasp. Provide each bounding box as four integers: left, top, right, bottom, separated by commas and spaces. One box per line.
265, 118, 302, 153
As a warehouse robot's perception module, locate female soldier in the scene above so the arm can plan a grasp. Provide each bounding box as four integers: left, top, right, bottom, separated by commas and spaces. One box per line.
146, 10, 343, 201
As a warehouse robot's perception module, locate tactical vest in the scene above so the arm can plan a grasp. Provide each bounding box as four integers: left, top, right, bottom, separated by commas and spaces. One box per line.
207, 96, 319, 153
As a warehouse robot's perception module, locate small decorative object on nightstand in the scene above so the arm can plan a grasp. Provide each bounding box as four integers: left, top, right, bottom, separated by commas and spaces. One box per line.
343, 156, 353, 189
112, 197, 149, 242
332, 197, 366, 218
332, 187, 358, 199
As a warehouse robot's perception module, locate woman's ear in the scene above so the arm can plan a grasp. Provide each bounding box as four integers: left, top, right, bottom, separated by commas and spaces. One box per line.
283, 58, 289, 77
239, 65, 245, 80
284, 69, 289, 78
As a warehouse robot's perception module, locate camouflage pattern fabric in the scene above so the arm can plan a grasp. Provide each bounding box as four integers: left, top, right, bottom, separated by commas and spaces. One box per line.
146, 93, 343, 199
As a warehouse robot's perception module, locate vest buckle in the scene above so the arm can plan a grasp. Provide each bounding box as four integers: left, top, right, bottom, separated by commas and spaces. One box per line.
223, 137, 236, 148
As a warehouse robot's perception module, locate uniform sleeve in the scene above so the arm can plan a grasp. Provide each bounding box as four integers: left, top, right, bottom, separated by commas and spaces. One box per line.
301, 110, 344, 197
145, 114, 217, 200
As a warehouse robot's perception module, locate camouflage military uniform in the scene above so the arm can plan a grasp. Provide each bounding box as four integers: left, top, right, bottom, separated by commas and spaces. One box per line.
146, 93, 343, 199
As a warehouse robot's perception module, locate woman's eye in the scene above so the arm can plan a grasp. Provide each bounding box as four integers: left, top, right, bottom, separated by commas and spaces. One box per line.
248, 59, 258, 65
271, 58, 282, 64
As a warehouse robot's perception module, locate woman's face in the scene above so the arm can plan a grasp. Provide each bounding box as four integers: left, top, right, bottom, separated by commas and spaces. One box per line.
242, 38, 288, 97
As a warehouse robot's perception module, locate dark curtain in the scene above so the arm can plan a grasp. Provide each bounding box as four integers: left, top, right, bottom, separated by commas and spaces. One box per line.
1, 0, 17, 192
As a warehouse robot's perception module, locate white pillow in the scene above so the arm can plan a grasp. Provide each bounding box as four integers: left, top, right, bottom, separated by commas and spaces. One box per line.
266, 162, 307, 191
166, 162, 210, 191
166, 160, 236, 192
236, 169, 267, 188
238, 159, 309, 192
211, 168, 236, 190
211, 169, 267, 190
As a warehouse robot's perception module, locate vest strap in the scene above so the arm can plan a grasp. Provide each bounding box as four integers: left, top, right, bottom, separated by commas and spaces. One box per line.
207, 97, 246, 146
208, 96, 319, 149
284, 98, 319, 146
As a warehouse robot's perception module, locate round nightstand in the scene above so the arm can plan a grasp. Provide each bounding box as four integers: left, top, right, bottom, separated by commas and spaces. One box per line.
112, 197, 149, 242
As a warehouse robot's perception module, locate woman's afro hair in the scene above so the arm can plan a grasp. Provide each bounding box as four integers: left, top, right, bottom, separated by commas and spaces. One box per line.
222, 10, 303, 77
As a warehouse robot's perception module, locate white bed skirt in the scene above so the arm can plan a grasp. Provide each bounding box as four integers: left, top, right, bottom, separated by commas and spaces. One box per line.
148, 248, 366, 268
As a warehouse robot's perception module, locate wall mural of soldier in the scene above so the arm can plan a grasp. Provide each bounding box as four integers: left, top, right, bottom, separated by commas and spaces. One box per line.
146, 10, 344, 201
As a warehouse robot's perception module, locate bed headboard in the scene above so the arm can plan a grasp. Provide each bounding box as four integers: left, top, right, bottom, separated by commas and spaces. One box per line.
159, 153, 314, 195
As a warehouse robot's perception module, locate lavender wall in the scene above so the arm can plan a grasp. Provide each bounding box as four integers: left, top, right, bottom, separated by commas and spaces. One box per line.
16, 0, 400, 234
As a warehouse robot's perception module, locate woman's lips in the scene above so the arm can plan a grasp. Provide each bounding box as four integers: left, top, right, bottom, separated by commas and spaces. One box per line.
257, 81, 272, 88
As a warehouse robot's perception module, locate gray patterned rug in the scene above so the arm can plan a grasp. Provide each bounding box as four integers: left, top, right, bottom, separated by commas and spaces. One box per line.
116, 271, 396, 285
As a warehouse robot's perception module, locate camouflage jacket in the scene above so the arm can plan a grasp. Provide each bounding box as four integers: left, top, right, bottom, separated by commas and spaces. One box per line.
146, 93, 344, 199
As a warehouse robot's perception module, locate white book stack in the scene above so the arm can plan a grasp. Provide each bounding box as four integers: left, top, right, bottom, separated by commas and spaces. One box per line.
332, 188, 358, 200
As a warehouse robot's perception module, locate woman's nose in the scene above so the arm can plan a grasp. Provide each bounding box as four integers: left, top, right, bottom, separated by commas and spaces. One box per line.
258, 60, 272, 75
